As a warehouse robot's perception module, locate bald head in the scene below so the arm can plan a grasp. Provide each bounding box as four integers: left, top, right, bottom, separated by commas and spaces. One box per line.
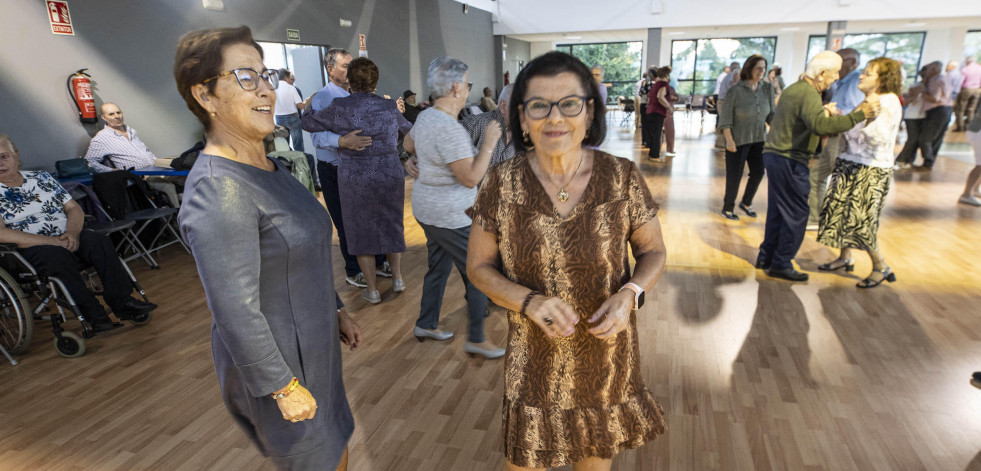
947, 61, 958, 72
968, 56, 978, 65
837, 48, 860, 77
100, 102, 126, 132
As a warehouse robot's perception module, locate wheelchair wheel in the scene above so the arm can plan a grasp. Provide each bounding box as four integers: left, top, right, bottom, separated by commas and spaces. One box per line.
128, 310, 153, 326
0, 269, 33, 354
54, 331, 86, 358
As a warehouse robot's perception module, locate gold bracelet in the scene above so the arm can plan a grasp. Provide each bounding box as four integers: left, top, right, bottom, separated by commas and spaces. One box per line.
271, 377, 299, 400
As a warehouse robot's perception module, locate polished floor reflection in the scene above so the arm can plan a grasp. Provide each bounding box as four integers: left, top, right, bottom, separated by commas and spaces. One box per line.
1, 113, 979, 470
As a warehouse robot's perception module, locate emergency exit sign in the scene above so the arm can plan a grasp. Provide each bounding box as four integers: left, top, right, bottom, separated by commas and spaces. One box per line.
286, 29, 301, 42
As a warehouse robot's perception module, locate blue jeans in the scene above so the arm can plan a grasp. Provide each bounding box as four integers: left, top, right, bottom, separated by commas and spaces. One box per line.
275, 113, 304, 152
415, 221, 488, 343
758, 153, 810, 271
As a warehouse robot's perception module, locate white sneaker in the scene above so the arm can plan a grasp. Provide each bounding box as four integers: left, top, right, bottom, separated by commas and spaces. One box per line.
393, 279, 405, 292
376, 261, 393, 278
361, 289, 381, 304
665, 151, 677, 157
805, 224, 819, 231
959, 195, 981, 206
345, 273, 367, 288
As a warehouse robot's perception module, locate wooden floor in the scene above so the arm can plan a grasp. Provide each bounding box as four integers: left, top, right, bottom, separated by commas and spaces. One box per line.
2, 113, 981, 471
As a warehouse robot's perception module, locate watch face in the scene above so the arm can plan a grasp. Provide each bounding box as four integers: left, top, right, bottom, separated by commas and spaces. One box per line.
637, 291, 645, 309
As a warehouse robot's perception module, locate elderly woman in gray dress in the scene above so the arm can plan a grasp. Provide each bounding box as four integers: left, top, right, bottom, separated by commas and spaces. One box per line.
174, 26, 362, 470
402, 56, 504, 359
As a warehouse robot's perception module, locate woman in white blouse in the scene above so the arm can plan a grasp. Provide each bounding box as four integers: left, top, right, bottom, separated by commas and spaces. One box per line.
816, 57, 904, 288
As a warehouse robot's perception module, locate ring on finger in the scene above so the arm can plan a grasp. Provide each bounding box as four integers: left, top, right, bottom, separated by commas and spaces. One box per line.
543, 316, 554, 326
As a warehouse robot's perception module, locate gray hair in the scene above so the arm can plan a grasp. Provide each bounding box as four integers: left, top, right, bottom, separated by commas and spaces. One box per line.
591, 64, 604, 72
805, 51, 843, 79
498, 84, 513, 106
427, 56, 468, 98
0, 133, 17, 154
325, 48, 350, 69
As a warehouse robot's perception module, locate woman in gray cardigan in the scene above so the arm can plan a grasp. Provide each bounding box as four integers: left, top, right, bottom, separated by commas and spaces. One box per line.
174, 26, 362, 470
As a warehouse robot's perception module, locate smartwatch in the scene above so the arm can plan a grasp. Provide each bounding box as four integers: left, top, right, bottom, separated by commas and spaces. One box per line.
619, 282, 645, 310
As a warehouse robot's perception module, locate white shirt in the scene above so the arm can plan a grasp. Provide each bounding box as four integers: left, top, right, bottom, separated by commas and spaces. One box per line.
410, 108, 477, 229
84, 126, 156, 172
274, 82, 302, 116
839, 93, 903, 169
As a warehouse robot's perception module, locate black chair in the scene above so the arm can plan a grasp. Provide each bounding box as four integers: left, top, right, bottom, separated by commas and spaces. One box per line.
92, 171, 190, 269
618, 97, 635, 127
66, 185, 159, 269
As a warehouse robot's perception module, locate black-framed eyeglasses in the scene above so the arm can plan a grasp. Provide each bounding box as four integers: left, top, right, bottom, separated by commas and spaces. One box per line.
201, 67, 278, 91
522, 95, 588, 120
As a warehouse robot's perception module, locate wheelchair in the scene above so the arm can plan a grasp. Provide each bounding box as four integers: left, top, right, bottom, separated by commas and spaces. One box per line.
0, 242, 154, 362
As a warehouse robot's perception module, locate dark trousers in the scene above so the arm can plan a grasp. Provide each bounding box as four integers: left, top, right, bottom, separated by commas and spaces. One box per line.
316, 161, 382, 277
896, 119, 924, 164
758, 154, 810, 271
274, 114, 304, 152
20, 230, 132, 321
640, 107, 650, 145
723, 141, 765, 212
416, 221, 488, 343
647, 112, 666, 158
920, 106, 953, 167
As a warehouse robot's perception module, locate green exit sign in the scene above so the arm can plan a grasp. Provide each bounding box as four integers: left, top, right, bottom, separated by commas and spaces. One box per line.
286, 29, 300, 42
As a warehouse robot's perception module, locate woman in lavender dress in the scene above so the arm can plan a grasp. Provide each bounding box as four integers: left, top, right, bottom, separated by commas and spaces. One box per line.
302, 58, 412, 303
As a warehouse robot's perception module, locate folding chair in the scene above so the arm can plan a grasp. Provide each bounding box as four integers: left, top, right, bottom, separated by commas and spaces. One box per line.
618, 97, 635, 127
67, 185, 159, 269
93, 171, 190, 269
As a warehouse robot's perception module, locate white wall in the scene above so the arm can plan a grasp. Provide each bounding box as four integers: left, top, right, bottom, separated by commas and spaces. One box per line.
530, 41, 554, 59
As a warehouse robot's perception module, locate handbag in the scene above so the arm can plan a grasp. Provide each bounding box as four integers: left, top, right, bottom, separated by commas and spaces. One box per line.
55, 158, 93, 178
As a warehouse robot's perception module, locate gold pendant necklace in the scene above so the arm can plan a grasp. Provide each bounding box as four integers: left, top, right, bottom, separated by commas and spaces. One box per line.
555, 151, 584, 203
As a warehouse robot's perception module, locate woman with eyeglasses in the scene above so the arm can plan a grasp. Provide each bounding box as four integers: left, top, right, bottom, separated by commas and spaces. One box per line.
174, 26, 361, 470
402, 56, 504, 359
467, 51, 667, 471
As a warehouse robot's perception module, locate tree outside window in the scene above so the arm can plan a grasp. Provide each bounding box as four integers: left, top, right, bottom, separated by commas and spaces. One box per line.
557, 42, 643, 105
671, 37, 776, 99
806, 33, 925, 88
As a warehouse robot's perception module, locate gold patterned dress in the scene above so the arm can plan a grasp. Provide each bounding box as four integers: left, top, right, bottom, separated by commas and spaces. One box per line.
467, 151, 666, 468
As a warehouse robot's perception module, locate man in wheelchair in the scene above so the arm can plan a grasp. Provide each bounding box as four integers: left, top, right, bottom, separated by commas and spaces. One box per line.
0, 134, 156, 332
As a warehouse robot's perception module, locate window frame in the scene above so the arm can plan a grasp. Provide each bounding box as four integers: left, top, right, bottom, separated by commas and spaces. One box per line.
556, 41, 645, 104
669, 36, 778, 99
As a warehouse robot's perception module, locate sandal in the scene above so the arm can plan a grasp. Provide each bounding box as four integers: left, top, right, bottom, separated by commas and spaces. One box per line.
857, 267, 896, 288
738, 202, 757, 218
818, 258, 855, 272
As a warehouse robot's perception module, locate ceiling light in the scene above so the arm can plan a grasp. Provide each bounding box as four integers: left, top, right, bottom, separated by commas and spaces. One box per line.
565, 35, 582, 39
780, 27, 800, 31
669, 31, 685, 35
904, 22, 926, 27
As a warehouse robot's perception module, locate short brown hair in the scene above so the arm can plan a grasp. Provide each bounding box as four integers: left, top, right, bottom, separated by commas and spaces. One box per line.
656, 66, 670, 79
868, 57, 903, 96
740, 55, 767, 81
173, 25, 263, 131
347, 58, 379, 93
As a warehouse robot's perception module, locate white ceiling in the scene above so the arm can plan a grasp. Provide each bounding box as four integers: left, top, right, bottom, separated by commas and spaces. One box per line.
504, 16, 981, 45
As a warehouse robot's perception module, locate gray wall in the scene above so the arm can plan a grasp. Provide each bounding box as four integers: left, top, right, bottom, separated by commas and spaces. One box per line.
0, 0, 494, 170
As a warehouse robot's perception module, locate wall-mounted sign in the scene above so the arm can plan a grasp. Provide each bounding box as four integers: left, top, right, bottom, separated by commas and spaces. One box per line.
287, 29, 301, 42
358, 34, 367, 57
46, 1, 74, 36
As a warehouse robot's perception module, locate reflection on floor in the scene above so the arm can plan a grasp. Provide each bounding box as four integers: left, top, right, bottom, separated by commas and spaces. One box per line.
1, 113, 980, 471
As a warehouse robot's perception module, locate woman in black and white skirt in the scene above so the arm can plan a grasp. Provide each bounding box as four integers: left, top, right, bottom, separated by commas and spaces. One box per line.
816, 57, 904, 288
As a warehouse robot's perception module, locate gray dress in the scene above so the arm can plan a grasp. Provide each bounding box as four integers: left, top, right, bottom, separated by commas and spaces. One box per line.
179, 154, 353, 470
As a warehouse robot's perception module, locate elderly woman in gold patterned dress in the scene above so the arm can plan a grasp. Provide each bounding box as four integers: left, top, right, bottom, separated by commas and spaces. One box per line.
467, 51, 667, 471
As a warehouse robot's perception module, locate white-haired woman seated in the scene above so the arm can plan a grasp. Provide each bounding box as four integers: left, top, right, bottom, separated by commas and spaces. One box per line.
0, 133, 156, 332
401, 56, 503, 358
755, 50, 880, 282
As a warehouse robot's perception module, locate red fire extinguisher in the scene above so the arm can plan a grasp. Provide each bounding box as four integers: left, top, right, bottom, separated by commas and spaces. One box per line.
67, 69, 97, 124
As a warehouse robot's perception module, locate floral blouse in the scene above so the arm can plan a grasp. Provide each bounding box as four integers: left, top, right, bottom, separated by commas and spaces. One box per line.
0, 171, 71, 236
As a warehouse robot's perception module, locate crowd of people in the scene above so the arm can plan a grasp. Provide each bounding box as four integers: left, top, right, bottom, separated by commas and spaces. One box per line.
3, 20, 978, 471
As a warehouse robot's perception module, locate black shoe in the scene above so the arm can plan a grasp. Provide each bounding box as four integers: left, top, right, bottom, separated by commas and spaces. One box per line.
973, 372, 981, 381
721, 210, 739, 220
115, 298, 157, 320
818, 258, 855, 272
766, 268, 809, 282
856, 267, 896, 288
738, 202, 757, 218
649, 153, 661, 159
755, 258, 770, 270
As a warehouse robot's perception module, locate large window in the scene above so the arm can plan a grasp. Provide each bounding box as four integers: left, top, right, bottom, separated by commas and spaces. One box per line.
806, 33, 925, 87
556, 42, 643, 104
965, 30, 981, 62
670, 37, 777, 98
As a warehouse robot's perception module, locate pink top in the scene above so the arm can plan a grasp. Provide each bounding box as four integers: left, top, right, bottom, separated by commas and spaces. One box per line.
962, 62, 981, 90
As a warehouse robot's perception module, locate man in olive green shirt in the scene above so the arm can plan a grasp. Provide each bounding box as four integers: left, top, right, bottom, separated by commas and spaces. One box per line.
756, 51, 880, 282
